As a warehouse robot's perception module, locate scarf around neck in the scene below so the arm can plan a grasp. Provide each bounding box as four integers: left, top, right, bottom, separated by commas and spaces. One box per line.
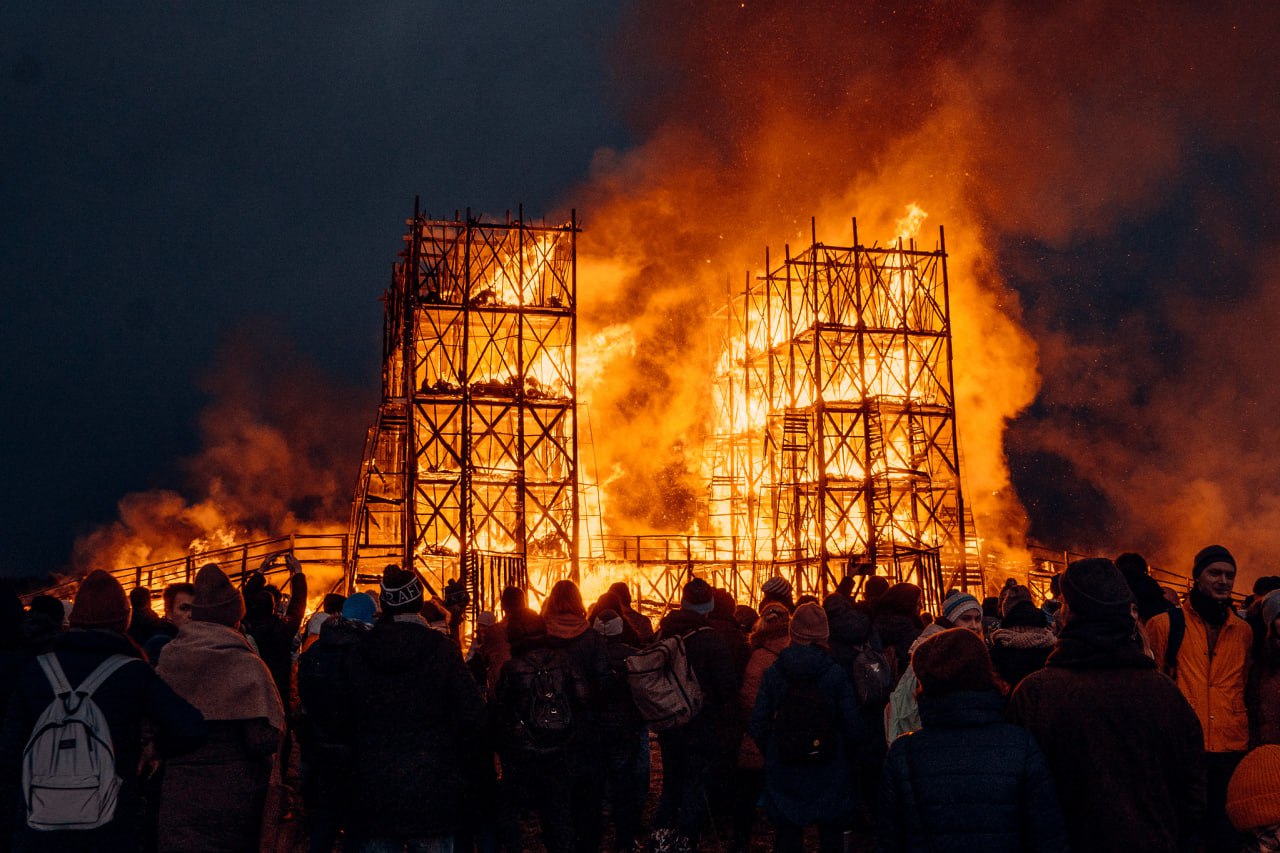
157, 620, 285, 731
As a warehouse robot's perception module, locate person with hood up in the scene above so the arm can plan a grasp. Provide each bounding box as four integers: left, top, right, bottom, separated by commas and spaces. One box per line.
1, 571, 204, 853
1008, 558, 1206, 853
296, 591, 375, 853
732, 601, 790, 851
885, 590, 981, 742
651, 578, 738, 853
342, 565, 486, 852
540, 579, 612, 853
1147, 544, 1253, 853
989, 595, 1057, 692
608, 581, 655, 643
1226, 744, 1280, 853
156, 564, 285, 853
878, 627, 1067, 853
1247, 589, 1280, 747
872, 583, 924, 680
750, 602, 864, 852
592, 608, 645, 853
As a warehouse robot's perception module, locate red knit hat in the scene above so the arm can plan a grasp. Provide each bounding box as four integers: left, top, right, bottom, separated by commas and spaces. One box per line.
69, 570, 131, 634
913, 627, 998, 696
1227, 745, 1280, 831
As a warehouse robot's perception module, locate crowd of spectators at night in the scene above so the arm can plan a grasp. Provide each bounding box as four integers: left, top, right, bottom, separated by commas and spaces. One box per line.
0, 543, 1278, 853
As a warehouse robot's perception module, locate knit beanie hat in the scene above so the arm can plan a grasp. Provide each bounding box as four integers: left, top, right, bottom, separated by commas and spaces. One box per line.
790, 602, 829, 645
762, 576, 793, 600
593, 609, 624, 637
863, 576, 890, 602
734, 604, 759, 632
912, 627, 998, 696
1226, 745, 1280, 831
682, 578, 715, 615
70, 571, 131, 633
1193, 544, 1236, 579
380, 564, 424, 616
305, 612, 330, 636
940, 591, 981, 623
1061, 558, 1133, 620
999, 584, 1032, 617
191, 564, 246, 627
1262, 589, 1280, 631
341, 592, 377, 626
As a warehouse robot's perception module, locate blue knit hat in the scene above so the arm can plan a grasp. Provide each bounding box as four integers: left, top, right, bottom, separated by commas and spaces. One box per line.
341, 592, 378, 626
941, 590, 981, 624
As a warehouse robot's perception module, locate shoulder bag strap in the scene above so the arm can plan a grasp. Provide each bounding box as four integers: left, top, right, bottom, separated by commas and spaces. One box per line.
75, 654, 136, 697
36, 653, 73, 697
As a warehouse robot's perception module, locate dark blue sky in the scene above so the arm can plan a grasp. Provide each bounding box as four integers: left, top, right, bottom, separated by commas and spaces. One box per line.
1, 3, 631, 576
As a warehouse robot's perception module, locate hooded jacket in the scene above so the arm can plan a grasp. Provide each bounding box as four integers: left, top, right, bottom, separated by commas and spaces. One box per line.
878, 690, 1067, 853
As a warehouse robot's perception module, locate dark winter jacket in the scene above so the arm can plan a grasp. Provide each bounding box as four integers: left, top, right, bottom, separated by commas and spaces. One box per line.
494, 637, 590, 762
343, 616, 486, 840
1008, 616, 1206, 853
597, 633, 642, 739
142, 620, 179, 665
1246, 629, 1280, 747
750, 642, 864, 826
544, 624, 613, 770
878, 690, 1067, 853
658, 608, 740, 753
0, 629, 204, 852
297, 617, 368, 752
242, 572, 307, 706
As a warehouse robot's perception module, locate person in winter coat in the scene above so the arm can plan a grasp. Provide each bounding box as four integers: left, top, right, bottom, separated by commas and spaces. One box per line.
1117, 551, 1175, 622
241, 563, 308, 709
494, 610, 582, 853
1246, 589, 1280, 747
588, 591, 642, 646
1147, 544, 1253, 853
142, 581, 195, 664
609, 581, 655, 643
156, 564, 286, 853
126, 586, 165, 649
886, 590, 982, 742
652, 578, 739, 853
0, 570, 204, 853
541, 579, 613, 853
732, 602, 790, 850
878, 627, 1067, 853
483, 585, 533, 694
296, 592, 375, 853
1226, 744, 1280, 853
823, 592, 891, 841
872, 583, 924, 680
988, 598, 1056, 692
750, 603, 864, 853
1008, 558, 1206, 853
593, 609, 645, 852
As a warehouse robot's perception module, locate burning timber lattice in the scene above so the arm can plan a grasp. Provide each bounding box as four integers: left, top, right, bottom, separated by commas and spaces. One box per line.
703, 221, 982, 610
348, 207, 579, 619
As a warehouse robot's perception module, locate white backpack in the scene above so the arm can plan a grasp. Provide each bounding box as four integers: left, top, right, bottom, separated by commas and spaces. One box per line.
22, 653, 134, 831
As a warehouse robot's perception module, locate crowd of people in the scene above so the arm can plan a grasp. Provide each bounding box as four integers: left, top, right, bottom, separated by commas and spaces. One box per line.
0, 543, 1277, 853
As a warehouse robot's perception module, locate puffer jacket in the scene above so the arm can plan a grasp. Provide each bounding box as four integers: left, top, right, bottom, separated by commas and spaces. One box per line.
1147, 602, 1252, 751
878, 690, 1067, 853
737, 620, 789, 768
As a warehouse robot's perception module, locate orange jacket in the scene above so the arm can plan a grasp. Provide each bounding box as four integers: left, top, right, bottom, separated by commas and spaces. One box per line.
1147, 602, 1251, 753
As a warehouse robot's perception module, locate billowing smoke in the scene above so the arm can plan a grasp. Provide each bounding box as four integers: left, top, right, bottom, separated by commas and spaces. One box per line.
73, 328, 372, 576
569, 0, 1280, 586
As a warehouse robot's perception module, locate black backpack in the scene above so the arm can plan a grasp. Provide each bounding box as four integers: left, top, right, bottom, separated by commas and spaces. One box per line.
772, 665, 840, 764
849, 644, 895, 709
506, 647, 577, 756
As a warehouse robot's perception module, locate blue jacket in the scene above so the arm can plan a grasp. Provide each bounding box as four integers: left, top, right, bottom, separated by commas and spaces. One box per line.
750, 642, 864, 826
877, 690, 1067, 853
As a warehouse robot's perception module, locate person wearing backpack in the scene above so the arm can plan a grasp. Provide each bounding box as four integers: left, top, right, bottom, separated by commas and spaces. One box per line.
592, 608, 645, 853
750, 602, 865, 853
541, 579, 612, 853
823, 592, 892, 845
878, 627, 1067, 853
494, 609, 583, 853
650, 578, 739, 853
0, 570, 204, 853
156, 563, 287, 853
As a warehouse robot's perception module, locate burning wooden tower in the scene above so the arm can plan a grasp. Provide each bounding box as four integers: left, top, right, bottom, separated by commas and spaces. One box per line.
348, 206, 579, 614
704, 220, 978, 607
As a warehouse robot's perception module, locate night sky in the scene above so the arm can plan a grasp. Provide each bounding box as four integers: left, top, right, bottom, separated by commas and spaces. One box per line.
5, 2, 1279, 586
